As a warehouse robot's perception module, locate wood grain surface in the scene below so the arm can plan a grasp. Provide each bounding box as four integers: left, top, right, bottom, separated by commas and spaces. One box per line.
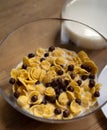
0, 0, 107, 130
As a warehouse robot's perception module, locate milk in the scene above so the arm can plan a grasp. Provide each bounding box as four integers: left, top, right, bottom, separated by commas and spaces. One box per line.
61, 0, 107, 49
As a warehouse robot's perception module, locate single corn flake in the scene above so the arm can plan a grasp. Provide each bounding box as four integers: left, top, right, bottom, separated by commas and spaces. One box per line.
58, 92, 69, 106
28, 67, 41, 80
11, 69, 19, 79
55, 57, 66, 65
35, 84, 46, 95
45, 87, 55, 97
56, 100, 67, 109
43, 70, 56, 83
78, 51, 90, 62
51, 47, 64, 57
29, 91, 43, 105
70, 100, 82, 115
67, 91, 75, 101
41, 60, 51, 70
36, 48, 45, 57
17, 95, 29, 109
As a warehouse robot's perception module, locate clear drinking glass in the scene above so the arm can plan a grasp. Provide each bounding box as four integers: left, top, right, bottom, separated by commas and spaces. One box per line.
62, 0, 107, 49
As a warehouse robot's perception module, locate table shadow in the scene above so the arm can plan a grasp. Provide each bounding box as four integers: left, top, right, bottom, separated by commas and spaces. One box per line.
93, 110, 107, 130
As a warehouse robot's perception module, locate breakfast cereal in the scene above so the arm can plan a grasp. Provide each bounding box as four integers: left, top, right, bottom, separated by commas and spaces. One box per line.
9, 46, 101, 120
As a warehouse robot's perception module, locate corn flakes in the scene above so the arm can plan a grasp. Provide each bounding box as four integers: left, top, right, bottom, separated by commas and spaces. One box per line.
36, 48, 45, 57
45, 87, 55, 96
28, 67, 41, 80
56, 100, 67, 109
35, 84, 45, 95
41, 60, 50, 70
70, 100, 82, 115
58, 92, 69, 106
17, 95, 29, 109
52, 47, 64, 57
55, 57, 66, 65
9, 46, 101, 120
29, 91, 43, 105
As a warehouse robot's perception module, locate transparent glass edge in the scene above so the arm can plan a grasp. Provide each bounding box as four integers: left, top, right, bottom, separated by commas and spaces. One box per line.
0, 18, 107, 123
0, 87, 107, 123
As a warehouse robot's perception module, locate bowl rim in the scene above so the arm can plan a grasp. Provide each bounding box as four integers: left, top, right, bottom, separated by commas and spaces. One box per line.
1, 86, 107, 124
0, 17, 107, 46
0, 17, 107, 123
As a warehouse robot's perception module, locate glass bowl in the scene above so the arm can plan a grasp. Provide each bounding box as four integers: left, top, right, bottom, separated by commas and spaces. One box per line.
0, 18, 107, 124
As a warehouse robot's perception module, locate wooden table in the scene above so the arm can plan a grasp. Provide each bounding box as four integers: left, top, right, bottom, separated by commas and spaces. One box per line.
0, 0, 107, 130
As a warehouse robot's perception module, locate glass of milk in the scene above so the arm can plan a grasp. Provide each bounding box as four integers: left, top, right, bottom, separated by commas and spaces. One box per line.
61, 0, 107, 49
